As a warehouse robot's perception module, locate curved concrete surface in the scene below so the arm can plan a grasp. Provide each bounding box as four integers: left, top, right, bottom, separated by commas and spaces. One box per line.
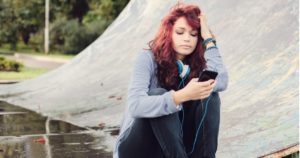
0, 0, 298, 157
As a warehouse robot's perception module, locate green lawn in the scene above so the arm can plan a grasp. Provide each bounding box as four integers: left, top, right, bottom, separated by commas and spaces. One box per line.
0, 67, 48, 80
0, 43, 75, 60
0, 43, 74, 80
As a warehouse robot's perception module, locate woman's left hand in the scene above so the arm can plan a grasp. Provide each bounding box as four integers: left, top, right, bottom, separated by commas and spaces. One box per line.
198, 13, 215, 40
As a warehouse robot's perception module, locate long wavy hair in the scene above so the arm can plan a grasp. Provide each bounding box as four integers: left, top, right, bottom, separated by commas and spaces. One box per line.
148, 4, 207, 91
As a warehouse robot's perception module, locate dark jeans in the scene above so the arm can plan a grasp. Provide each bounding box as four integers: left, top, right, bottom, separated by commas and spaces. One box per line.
118, 88, 221, 158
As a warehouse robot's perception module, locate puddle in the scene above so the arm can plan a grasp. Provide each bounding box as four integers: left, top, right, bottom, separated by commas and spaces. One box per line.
0, 101, 119, 158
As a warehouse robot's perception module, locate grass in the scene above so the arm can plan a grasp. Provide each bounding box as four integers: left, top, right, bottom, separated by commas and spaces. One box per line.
0, 43, 75, 60
0, 43, 73, 80
0, 67, 48, 80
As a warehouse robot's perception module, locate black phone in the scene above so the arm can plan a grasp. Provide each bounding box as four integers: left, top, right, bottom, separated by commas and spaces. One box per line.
198, 70, 218, 82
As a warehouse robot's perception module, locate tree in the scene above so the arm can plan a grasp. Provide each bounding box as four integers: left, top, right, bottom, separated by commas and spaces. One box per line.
0, 0, 130, 53
0, 0, 45, 47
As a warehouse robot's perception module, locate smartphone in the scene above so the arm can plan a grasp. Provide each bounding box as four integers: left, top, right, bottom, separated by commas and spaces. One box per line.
198, 70, 218, 82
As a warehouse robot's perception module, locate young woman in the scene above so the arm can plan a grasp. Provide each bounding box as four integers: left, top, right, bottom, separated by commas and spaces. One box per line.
114, 3, 228, 158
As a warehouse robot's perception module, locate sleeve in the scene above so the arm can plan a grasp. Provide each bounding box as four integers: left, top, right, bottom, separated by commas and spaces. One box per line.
204, 48, 229, 92
127, 52, 182, 118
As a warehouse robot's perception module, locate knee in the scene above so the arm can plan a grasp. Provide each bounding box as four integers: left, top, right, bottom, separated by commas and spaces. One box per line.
205, 92, 221, 128
147, 87, 168, 96
208, 92, 221, 106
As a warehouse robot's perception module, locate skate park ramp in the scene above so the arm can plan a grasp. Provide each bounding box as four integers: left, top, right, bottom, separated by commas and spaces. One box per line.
0, 0, 298, 157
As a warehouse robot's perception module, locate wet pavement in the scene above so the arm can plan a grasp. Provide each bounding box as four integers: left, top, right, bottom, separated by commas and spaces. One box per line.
0, 101, 118, 158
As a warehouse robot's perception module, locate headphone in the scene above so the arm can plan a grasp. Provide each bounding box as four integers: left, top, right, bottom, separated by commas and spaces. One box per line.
176, 60, 190, 88
176, 59, 212, 157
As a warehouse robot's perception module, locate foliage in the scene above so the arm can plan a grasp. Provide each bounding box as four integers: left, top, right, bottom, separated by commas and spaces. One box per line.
0, 56, 24, 72
0, 0, 129, 54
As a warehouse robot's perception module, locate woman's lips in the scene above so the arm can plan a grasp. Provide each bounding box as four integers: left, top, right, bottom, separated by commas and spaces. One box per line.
180, 45, 192, 49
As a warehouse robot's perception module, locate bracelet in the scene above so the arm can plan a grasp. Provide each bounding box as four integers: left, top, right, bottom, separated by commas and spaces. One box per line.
202, 37, 217, 48
206, 45, 218, 51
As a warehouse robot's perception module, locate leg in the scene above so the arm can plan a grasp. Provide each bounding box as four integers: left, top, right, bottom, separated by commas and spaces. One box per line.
118, 88, 187, 158
118, 117, 165, 158
148, 88, 188, 158
191, 92, 221, 158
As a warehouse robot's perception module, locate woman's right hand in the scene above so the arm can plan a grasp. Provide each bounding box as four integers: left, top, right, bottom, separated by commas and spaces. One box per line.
182, 78, 216, 100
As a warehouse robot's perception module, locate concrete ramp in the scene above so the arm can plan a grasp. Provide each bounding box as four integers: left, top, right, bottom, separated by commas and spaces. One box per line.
0, 0, 298, 157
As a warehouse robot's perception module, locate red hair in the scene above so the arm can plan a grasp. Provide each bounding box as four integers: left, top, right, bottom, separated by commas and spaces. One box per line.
148, 3, 207, 91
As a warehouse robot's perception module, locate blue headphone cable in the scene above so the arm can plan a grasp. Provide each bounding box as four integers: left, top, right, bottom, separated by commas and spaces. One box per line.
177, 79, 212, 156
188, 95, 211, 156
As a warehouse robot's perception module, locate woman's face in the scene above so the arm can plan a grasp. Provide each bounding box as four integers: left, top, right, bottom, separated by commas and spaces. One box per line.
172, 16, 198, 60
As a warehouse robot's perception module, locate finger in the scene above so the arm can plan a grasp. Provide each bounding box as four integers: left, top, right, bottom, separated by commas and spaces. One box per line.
204, 90, 213, 97
209, 80, 216, 86
208, 79, 215, 84
209, 29, 216, 38
204, 94, 210, 99
198, 86, 213, 95
199, 79, 213, 86
201, 94, 210, 99
213, 81, 217, 87
198, 83, 213, 94
198, 81, 210, 87
198, 13, 205, 19
204, 79, 214, 86
198, 15, 202, 21
210, 80, 217, 87
199, 14, 206, 19
199, 92, 210, 98
204, 85, 214, 92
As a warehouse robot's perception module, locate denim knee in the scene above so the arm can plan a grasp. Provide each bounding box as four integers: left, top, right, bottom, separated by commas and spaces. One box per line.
205, 92, 221, 129
209, 92, 221, 105
146, 88, 187, 158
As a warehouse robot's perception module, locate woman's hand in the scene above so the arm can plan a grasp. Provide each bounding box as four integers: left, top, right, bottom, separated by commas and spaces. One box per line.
183, 78, 216, 100
198, 13, 215, 40
172, 78, 217, 105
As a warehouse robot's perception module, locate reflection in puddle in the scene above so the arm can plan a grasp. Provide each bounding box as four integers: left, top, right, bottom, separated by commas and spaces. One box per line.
0, 101, 118, 158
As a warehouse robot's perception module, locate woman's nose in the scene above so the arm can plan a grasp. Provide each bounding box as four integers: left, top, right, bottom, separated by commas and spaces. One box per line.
183, 34, 191, 42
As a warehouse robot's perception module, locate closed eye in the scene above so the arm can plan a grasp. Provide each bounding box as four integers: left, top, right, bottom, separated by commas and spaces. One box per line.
190, 33, 198, 37
190, 30, 198, 37
176, 31, 184, 35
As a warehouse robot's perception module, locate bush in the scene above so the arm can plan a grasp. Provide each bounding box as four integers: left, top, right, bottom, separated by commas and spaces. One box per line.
48, 18, 70, 53
29, 29, 44, 52
0, 57, 24, 72
49, 18, 105, 54
29, 16, 111, 55
64, 19, 106, 54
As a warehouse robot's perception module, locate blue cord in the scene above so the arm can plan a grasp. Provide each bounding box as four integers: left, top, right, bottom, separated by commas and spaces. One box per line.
177, 77, 186, 137
188, 95, 212, 156
178, 75, 187, 89
177, 78, 212, 156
